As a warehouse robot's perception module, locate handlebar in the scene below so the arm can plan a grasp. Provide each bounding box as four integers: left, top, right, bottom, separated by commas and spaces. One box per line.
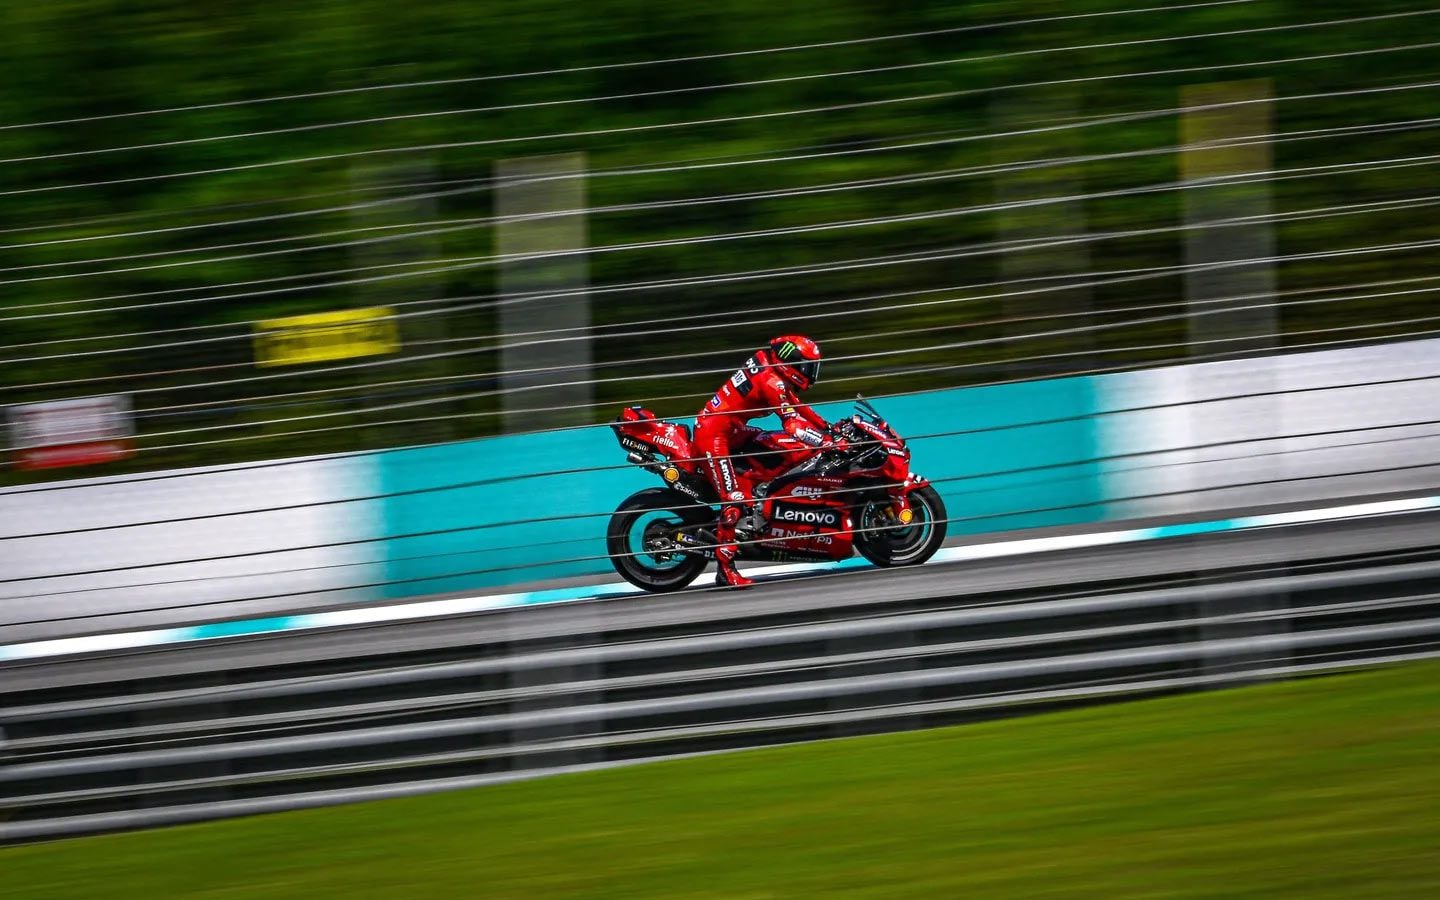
830, 417, 862, 443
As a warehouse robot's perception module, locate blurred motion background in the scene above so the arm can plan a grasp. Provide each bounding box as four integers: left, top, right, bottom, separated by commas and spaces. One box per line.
4, 0, 1440, 626
3, 0, 1437, 470
8, 0, 1440, 862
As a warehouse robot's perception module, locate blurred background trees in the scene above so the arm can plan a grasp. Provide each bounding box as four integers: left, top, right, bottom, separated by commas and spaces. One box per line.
2, 0, 1437, 481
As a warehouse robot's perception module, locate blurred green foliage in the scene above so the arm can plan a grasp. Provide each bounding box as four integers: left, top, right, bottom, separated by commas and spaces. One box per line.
1, 0, 1438, 482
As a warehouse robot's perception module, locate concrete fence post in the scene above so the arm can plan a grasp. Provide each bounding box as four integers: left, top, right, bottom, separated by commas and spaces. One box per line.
1180, 80, 1288, 680
1180, 79, 1277, 356
992, 90, 1095, 377
494, 153, 592, 434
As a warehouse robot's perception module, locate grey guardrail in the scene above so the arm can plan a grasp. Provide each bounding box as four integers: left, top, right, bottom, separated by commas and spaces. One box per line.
12, 557, 1440, 723
6, 650, 1440, 844
17, 587, 1440, 755
4, 559, 1440, 842
7, 615, 1440, 785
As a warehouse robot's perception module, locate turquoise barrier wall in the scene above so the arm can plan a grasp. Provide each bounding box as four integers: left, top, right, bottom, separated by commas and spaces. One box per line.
835, 377, 1103, 537
374, 427, 654, 597
377, 378, 1103, 598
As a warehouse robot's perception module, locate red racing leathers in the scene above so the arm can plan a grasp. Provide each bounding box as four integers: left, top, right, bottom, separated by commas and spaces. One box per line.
695, 349, 837, 582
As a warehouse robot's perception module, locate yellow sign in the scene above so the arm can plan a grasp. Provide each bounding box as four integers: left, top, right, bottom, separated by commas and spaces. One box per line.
253, 307, 400, 367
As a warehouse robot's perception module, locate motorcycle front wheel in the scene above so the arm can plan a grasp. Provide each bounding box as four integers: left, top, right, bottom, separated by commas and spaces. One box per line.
854, 485, 948, 567
606, 488, 713, 592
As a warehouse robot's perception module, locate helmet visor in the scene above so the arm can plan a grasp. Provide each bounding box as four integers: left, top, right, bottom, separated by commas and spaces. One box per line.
795, 359, 821, 385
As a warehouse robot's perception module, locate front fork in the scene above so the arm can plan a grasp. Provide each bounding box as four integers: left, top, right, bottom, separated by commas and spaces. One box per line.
884, 472, 929, 526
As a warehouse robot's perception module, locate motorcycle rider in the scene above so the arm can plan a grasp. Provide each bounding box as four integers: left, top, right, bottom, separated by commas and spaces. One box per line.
695, 334, 847, 588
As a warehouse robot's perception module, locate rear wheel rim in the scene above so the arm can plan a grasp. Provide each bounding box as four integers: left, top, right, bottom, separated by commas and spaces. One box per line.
628, 510, 687, 572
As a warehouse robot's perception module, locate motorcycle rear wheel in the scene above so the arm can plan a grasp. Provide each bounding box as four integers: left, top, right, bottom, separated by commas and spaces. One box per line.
854, 484, 948, 567
607, 488, 712, 592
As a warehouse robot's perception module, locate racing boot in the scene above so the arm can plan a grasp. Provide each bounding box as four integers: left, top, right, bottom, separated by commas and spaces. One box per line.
714, 506, 755, 589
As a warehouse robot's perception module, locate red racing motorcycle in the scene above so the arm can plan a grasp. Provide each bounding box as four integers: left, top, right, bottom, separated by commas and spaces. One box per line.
608, 396, 947, 592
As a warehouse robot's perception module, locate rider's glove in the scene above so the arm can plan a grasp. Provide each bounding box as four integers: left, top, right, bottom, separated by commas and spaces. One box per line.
822, 435, 850, 453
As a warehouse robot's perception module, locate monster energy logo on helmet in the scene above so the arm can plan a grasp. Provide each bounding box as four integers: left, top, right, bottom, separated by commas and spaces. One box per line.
769, 335, 821, 385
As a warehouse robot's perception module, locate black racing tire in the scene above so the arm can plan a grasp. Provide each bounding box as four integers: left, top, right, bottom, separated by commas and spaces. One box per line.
607, 488, 713, 592
853, 484, 948, 568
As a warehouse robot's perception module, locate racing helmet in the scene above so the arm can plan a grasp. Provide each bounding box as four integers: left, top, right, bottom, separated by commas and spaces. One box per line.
768, 334, 823, 390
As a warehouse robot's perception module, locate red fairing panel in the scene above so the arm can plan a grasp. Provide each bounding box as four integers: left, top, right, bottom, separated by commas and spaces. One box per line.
758, 521, 854, 560
758, 484, 855, 560
615, 407, 699, 471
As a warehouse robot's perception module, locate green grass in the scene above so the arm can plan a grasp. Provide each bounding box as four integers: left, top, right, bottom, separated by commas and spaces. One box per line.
6, 662, 1440, 898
